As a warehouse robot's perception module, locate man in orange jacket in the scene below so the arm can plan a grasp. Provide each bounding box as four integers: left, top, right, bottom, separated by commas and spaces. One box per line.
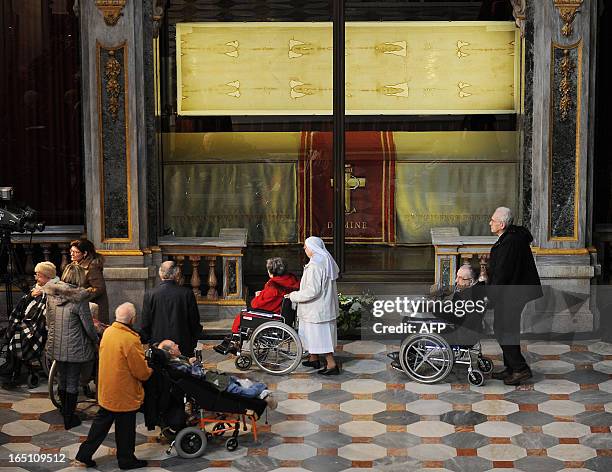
75, 302, 153, 470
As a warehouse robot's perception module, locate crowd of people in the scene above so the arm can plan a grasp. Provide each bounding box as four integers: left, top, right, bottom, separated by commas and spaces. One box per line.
0, 207, 543, 469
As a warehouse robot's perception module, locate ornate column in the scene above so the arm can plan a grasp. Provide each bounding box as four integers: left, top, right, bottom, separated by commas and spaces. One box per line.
78, 0, 162, 319
527, 0, 597, 332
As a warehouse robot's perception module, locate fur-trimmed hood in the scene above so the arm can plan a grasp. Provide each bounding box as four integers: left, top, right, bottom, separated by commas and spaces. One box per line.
44, 281, 90, 305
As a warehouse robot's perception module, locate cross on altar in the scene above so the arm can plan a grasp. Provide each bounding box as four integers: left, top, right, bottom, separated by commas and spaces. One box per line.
330, 164, 366, 214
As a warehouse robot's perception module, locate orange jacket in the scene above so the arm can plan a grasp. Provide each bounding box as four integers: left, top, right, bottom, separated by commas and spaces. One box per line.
97, 322, 152, 412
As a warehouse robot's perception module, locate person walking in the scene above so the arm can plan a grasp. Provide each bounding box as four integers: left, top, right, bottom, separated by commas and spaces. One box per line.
74, 303, 152, 470
288, 236, 341, 375
488, 206, 543, 385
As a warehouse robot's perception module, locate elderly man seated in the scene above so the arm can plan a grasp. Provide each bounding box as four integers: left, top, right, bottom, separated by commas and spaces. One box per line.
387, 264, 486, 369
157, 340, 277, 409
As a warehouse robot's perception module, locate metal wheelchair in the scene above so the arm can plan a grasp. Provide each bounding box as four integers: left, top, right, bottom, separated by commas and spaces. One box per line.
389, 315, 494, 387
232, 298, 303, 375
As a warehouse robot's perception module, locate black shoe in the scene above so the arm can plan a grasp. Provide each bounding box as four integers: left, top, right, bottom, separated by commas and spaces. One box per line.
491, 368, 512, 380
214, 337, 232, 355
387, 352, 399, 362
503, 368, 533, 386
390, 360, 402, 371
119, 459, 148, 470
302, 360, 323, 369
318, 366, 340, 376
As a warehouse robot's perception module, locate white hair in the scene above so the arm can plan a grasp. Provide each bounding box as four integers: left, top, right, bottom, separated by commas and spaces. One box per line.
457, 264, 476, 281
494, 207, 513, 227
115, 302, 136, 323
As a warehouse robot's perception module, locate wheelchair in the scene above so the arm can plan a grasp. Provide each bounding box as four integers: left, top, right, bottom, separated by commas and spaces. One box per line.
0, 327, 52, 389
389, 315, 494, 387
232, 298, 303, 375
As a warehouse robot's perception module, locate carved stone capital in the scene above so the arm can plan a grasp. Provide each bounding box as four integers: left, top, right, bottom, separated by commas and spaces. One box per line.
510, 0, 526, 38
553, 0, 584, 37
95, 0, 127, 26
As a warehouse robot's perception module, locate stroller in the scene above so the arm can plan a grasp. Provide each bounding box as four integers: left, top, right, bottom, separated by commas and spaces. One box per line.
145, 346, 268, 459
388, 286, 494, 387
0, 290, 51, 388
232, 298, 303, 375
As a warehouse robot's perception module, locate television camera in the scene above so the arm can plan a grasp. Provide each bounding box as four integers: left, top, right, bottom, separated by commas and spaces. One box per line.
0, 187, 45, 317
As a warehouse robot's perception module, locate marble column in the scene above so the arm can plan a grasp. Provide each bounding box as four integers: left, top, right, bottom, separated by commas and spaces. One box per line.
78, 0, 161, 318
527, 0, 597, 332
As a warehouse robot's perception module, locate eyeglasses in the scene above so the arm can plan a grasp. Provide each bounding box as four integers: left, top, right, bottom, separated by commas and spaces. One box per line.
70, 249, 82, 254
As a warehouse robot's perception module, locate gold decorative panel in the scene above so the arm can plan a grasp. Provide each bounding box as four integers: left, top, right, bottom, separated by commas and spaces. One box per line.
176, 22, 519, 116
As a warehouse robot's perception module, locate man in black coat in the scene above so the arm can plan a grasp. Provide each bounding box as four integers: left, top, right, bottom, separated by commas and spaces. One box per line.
488, 207, 543, 385
139, 261, 203, 356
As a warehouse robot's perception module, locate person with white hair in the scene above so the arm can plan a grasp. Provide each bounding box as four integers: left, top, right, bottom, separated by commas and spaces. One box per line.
288, 236, 341, 375
0, 262, 60, 384
75, 302, 152, 470
139, 260, 203, 356
488, 206, 543, 386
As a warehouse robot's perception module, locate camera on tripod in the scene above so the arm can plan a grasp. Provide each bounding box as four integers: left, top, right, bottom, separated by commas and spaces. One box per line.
0, 187, 45, 234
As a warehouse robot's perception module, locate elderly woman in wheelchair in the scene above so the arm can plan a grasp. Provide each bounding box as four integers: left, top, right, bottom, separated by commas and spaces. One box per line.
387, 264, 494, 387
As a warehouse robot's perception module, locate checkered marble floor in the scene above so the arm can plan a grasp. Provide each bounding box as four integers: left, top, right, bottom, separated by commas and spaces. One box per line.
1, 339, 612, 472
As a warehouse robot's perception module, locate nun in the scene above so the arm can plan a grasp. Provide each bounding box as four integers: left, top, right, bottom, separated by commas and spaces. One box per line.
288, 236, 340, 375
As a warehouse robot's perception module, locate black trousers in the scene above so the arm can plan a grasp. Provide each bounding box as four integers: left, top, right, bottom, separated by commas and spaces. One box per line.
493, 302, 529, 372
76, 407, 138, 466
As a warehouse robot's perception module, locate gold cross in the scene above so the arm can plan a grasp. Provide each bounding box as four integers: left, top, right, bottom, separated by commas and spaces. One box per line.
330, 164, 366, 214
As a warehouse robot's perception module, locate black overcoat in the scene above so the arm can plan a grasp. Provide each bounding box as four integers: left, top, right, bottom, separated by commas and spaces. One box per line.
139, 280, 203, 356
488, 225, 543, 308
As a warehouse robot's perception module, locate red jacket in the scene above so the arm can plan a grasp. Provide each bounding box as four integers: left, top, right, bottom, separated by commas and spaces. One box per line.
250, 274, 300, 313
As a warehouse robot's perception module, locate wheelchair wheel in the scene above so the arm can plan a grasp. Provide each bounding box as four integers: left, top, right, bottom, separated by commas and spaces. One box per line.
175, 426, 207, 459
477, 356, 494, 374
399, 333, 454, 384
48, 360, 61, 408
468, 369, 485, 387
225, 437, 238, 451
235, 355, 252, 371
40, 351, 52, 378
250, 321, 303, 375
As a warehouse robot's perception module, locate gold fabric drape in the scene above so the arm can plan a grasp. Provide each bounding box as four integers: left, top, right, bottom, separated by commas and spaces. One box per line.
162, 131, 518, 244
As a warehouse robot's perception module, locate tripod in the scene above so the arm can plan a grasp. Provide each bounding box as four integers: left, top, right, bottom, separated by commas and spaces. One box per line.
0, 230, 28, 319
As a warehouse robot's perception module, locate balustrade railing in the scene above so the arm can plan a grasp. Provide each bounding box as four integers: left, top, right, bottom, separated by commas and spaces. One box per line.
431, 227, 497, 288
158, 229, 247, 305
8, 226, 85, 287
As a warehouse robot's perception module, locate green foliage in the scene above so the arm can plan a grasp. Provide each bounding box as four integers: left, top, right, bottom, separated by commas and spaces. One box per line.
337, 292, 376, 334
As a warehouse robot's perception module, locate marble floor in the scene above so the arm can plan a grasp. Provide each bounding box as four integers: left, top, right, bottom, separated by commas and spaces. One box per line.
1, 339, 612, 472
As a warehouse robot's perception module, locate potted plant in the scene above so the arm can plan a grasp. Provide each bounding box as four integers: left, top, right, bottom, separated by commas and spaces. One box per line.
337, 292, 376, 337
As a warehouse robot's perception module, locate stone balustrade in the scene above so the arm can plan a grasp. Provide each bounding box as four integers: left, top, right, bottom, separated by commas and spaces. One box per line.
157, 228, 247, 305
430, 227, 498, 288
9, 225, 85, 284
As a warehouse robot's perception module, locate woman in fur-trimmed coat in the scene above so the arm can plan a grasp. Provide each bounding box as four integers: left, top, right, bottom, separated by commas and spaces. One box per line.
45, 264, 99, 430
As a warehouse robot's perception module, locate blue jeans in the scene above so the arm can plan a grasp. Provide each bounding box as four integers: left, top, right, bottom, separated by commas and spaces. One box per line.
226, 376, 267, 398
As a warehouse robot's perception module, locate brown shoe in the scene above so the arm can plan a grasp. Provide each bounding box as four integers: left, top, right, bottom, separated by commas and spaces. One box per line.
491, 368, 512, 380
503, 369, 533, 386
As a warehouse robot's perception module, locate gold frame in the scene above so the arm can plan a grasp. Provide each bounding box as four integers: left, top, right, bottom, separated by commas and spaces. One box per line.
548, 39, 582, 242
96, 41, 133, 244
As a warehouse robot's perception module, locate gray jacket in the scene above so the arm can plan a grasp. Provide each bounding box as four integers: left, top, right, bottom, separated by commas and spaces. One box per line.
44, 282, 99, 363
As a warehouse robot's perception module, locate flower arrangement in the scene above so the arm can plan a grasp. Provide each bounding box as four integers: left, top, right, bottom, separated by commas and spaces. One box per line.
337, 292, 376, 335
